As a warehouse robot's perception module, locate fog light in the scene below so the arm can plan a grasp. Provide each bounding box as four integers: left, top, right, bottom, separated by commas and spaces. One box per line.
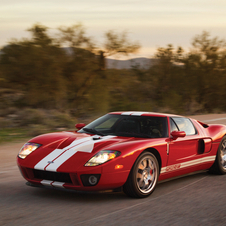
89, 175, 98, 185
80, 174, 101, 186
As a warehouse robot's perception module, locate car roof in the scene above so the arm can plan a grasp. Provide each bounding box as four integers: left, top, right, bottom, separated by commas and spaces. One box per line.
109, 111, 182, 118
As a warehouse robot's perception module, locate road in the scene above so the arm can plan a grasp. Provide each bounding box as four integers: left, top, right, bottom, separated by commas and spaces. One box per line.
1, 114, 226, 226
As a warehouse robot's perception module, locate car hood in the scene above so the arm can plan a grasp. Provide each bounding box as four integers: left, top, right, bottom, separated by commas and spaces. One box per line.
22, 131, 139, 172
28, 131, 134, 152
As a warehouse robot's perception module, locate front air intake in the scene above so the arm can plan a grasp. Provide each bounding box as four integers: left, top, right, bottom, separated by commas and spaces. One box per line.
33, 169, 72, 184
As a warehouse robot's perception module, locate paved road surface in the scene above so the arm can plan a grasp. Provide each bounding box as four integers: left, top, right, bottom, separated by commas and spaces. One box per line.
1, 114, 226, 226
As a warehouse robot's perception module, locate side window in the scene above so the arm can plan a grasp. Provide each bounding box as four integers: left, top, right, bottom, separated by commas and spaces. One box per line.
170, 118, 179, 132
171, 117, 196, 135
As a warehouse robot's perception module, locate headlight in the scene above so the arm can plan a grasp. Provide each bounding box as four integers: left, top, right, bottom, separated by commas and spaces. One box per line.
85, 150, 121, 166
18, 143, 41, 159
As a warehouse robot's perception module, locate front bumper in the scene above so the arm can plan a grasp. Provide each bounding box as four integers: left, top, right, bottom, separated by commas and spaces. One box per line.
18, 165, 130, 191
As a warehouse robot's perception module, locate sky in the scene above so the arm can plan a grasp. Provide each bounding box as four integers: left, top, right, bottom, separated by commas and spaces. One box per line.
1, 0, 226, 58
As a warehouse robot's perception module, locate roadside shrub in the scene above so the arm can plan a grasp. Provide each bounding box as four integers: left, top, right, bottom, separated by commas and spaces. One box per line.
0, 107, 18, 117
0, 107, 76, 139
48, 111, 75, 129
0, 117, 12, 128
18, 108, 46, 126
27, 124, 49, 137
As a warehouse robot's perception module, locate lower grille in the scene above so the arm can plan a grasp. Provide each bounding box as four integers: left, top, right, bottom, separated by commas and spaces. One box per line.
33, 169, 72, 184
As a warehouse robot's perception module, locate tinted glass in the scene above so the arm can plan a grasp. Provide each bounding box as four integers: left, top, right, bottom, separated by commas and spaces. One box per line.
170, 118, 179, 132
78, 114, 168, 138
171, 117, 196, 135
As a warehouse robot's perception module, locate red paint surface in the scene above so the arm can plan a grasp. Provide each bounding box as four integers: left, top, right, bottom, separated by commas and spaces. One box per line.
17, 112, 226, 191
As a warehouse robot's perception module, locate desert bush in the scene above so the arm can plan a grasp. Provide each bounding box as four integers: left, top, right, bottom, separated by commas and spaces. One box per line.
18, 108, 47, 126
15, 108, 75, 129
0, 107, 18, 117
27, 124, 49, 137
48, 110, 75, 129
0, 117, 12, 128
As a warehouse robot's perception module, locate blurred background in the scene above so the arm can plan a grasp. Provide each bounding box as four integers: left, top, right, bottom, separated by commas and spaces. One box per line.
1, 0, 226, 142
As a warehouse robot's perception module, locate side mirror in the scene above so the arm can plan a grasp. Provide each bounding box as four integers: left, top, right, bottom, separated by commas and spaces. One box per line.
171, 131, 186, 140
75, 123, 86, 130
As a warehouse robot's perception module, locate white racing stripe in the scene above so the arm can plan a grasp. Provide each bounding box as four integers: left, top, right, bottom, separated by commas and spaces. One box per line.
121, 112, 135, 115
121, 112, 147, 116
52, 181, 65, 188
35, 135, 115, 172
40, 180, 65, 188
131, 112, 148, 116
161, 156, 216, 174
45, 139, 95, 171
41, 180, 53, 186
34, 136, 92, 171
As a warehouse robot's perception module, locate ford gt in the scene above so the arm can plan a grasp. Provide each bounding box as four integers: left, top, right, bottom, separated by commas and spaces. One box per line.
17, 112, 226, 198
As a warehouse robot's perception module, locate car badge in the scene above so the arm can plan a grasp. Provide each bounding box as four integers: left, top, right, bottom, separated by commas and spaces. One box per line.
47, 161, 54, 164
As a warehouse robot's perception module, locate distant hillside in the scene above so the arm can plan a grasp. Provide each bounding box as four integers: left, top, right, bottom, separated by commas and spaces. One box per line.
106, 57, 157, 69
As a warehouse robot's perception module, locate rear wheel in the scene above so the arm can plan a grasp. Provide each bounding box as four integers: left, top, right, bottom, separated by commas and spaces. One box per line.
210, 136, 226, 174
123, 152, 159, 198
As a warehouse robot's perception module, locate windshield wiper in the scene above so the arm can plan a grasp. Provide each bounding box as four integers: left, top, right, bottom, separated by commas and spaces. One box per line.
82, 128, 105, 136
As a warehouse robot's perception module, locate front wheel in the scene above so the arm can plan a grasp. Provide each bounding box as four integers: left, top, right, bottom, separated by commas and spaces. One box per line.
210, 136, 226, 174
123, 152, 159, 198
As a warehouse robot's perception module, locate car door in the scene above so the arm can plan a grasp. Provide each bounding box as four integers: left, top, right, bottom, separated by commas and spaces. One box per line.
166, 117, 201, 173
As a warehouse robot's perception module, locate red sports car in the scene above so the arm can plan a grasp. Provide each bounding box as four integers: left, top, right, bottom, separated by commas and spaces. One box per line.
17, 112, 226, 198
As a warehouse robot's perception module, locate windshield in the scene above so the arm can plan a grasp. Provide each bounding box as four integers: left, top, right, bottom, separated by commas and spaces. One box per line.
78, 114, 168, 138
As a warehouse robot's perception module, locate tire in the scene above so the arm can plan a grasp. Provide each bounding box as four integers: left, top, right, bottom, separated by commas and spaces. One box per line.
123, 152, 159, 198
209, 136, 226, 175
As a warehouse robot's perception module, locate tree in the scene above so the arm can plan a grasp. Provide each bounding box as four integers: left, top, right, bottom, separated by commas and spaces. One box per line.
99, 31, 140, 70
149, 44, 186, 113
56, 25, 141, 115
184, 31, 226, 112
57, 23, 94, 50
56, 24, 100, 113
28, 24, 52, 47
104, 30, 140, 57
0, 24, 66, 109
